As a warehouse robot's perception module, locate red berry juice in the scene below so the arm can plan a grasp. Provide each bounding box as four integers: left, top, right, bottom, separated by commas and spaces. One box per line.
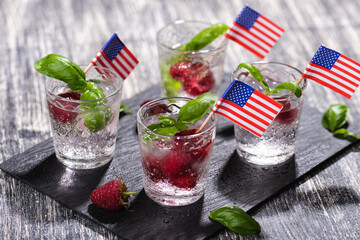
137, 98, 217, 206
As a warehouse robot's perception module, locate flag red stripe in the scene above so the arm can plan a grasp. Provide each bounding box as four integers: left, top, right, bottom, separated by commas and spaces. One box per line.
114, 57, 131, 75
248, 95, 279, 115
259, 15, 285, 33
124, 47, 139, 64
245, 102, 274, 120
215, 111, 262, 137
223, 100, 271, 126
341, 54, 360, 68
337, 59, 360, 75
302, 74, 351, 99
308, 62, 358, 87
102, 54, 126, 79
224, 33, 265, 59
119, 51, 135, 70
304, 68, 356, 92
252, 24, 276, 43
253, 90, 283, 109
332, 64, 360, 82
233, 23, 272, 49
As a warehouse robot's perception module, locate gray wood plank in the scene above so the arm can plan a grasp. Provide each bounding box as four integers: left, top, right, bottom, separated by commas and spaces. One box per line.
1, 0, 360, 239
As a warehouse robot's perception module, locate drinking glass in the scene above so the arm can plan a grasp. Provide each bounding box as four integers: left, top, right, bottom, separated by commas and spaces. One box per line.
156, 20, 228, 98
45, 66, 123, 169
137, 97, 217, 206
233, 62, 308, 165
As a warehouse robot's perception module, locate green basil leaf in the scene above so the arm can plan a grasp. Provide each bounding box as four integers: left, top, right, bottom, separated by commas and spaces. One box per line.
237, 63, 270, 94
80, 82, 106, 109
34, 54, 87, 92
209, 206, 261, 236
158, 116, 177, 126
147, 123, 178, 136
175, 122, 188, 131
333, 128, 360, 142
120, 103, 132, 114
82, 107, 112, 133
273, 81, 302, 98
178, 23, 228, 51
160, 63, 182, 97
321, 104, 349, 132
177, 92, 216, 125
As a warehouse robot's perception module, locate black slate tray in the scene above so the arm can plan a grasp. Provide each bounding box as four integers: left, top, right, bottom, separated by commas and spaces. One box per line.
0, 82, 357, 240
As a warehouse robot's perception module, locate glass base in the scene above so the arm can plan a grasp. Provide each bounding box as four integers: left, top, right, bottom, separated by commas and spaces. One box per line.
144, 181, 205, 206
236, 146, 294, 166
56, 154, 113, 169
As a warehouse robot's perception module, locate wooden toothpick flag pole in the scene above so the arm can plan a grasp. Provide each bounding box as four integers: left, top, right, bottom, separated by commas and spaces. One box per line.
296, 76, 304, 85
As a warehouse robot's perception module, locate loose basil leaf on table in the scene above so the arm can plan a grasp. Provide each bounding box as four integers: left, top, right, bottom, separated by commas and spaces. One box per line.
178, 23, 228, 51
333, 128, 360, 142
209, 206, 261, 236
321, 104, 349, 132
34, 54, 87, 92
177, 92, 217, 125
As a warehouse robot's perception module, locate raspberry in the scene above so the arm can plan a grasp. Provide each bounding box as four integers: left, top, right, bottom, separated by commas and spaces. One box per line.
170, 171, 199, 189
47, 90, 81, 124
170, 61, 192, 82
183, 71, 215, 97
90, 177, 136, 211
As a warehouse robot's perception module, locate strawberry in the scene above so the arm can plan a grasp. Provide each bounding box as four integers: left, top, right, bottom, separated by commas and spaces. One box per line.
90, 177, 136, 211
47, 90, 81, 124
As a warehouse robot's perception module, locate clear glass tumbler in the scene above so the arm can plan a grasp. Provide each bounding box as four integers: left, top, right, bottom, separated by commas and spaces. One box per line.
156, 20, 228, 98
233, 62, 308, 165
137, 98, 217, 206
45, 66, 123, 169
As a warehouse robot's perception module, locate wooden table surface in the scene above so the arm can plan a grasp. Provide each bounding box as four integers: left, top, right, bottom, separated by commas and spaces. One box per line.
1, 0, 360, 239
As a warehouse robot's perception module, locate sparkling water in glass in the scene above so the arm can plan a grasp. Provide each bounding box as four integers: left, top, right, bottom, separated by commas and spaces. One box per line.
137, 98, 217, 206
45, 66, 123, 169
233, 62, 308, 165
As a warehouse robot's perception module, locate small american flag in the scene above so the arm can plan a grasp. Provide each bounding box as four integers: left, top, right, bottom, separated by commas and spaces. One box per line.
91, 33, 139, 80
213, 80, 283, 137
225, 6, 285, 59
302, 45, 360, 99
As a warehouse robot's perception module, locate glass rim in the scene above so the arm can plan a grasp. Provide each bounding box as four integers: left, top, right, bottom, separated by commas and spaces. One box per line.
137, 97, 218, 139
156, 19, 228, 54
232, 61, 308, 100
45, 65, 123, 104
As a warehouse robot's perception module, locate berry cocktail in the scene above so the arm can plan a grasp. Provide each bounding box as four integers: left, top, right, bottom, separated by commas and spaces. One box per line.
137, 97, 217, 206
157, 20, 228, 98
